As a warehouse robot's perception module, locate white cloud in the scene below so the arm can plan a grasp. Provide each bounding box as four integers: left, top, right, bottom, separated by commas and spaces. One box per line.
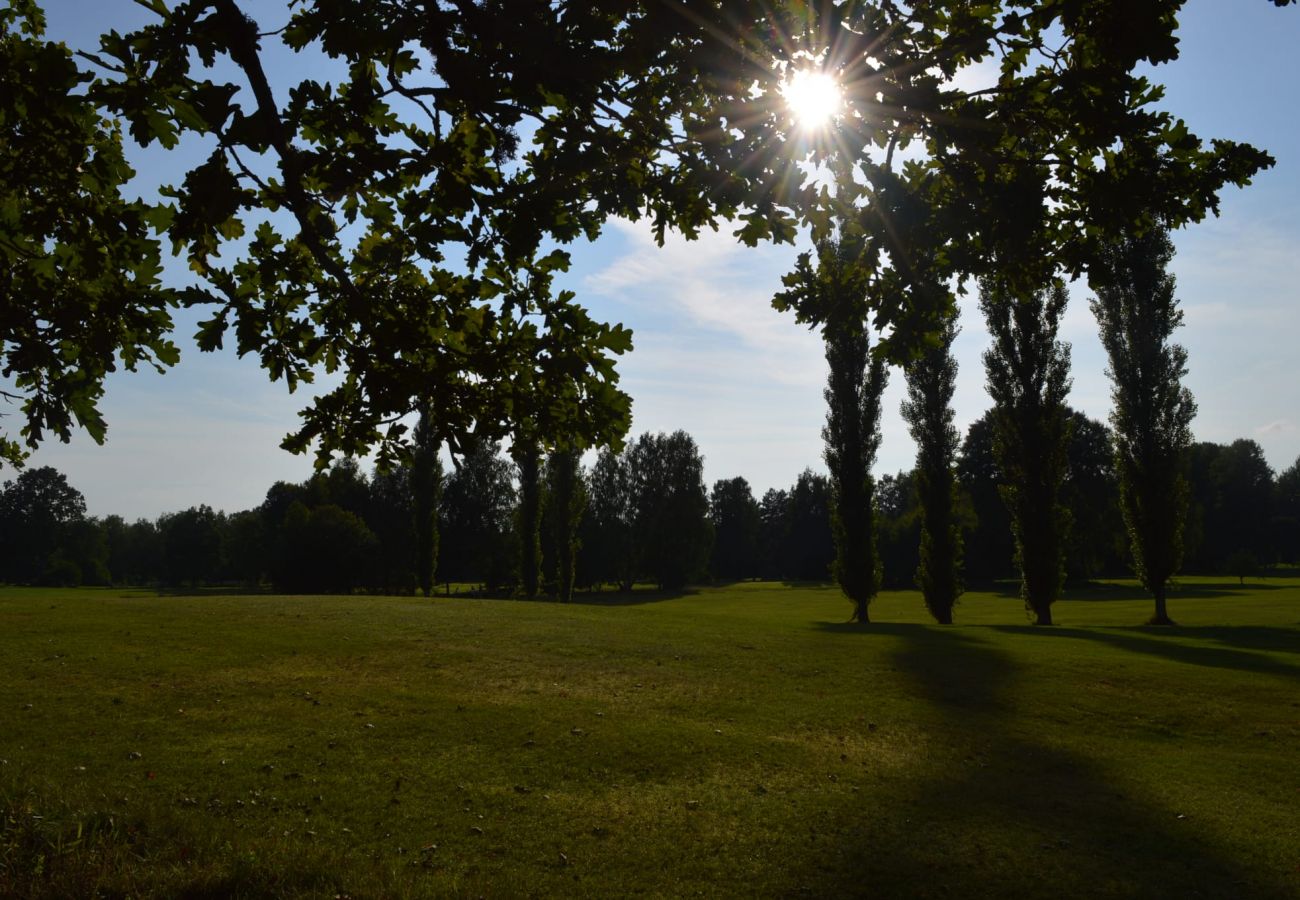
1255, 419, 1296, 437
586, 219, 823, 388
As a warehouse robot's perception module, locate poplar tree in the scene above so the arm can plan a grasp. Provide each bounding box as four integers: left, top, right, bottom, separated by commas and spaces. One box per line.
1089, 226, 1196, 625
512, 438, 543, 600
824, 320, 889, 622
410, 408, 442, 598
901, 317, 963, 623
545, 448, 587, 602
981, 279, 1073, 626
776, 233, 887, 623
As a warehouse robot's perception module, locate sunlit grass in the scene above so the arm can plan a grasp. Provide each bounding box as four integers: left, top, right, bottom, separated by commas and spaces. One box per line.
2, 579, 1297, 897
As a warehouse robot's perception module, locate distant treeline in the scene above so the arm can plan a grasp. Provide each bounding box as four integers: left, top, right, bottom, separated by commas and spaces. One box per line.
1, 417, 1296, 593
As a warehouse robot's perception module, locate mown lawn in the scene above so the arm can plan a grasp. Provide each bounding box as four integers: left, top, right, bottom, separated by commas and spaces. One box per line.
1, 579, 1297, 898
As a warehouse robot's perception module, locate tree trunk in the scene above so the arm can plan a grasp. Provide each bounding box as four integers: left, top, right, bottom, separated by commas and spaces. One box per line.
1035, 605, 1053, 626
514, 442, 542, 600
1148, 584, 1175, 625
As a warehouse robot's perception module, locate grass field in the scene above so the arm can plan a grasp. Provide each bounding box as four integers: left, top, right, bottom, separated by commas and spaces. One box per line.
1, 578, 1297, 898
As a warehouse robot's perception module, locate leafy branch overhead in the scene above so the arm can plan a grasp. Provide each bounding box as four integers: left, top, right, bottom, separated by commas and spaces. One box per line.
0, 1, 1291, 467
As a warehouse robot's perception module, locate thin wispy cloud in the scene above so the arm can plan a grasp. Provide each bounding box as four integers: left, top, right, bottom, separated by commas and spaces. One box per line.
586, 219, 823, 388
1255, 419, 1296, 437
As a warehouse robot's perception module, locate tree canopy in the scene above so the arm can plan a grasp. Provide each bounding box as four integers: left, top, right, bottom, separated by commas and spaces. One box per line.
1, 1, 1289, 468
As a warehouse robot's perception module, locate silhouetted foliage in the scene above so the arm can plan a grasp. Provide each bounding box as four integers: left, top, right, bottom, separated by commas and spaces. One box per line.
776, 231, 887, 622
1276, 456, 1300, 564
876, 471, 922, 591
902, 317, 963, 622
981, 278, 1072, 625
757, 488, 792, 581
787, 470, 836, 582
1062, 410, 1125, 582
544, 449, 586, 601
369, 465, 417, 594
628, 432, 713, 591
1090, 225, 1197, 623
223, 509, 265, 588
273, 502, 377, 594
710, 477, 761, 582
307, 459, 371, 520
0, 466, 87, 584
440, 438, 516, 592
2, 1, 1279, 475
584, 448, 637, 592
958, 413, 1016, 584
409, 410, 443, 598
1185, 439, 1275, 573
512, 439, 543, 600
57, 518, 110, 587
159, 505, 223, 588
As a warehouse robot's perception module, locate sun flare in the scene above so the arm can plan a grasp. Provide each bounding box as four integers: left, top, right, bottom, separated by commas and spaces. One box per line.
782, 69, 842, 131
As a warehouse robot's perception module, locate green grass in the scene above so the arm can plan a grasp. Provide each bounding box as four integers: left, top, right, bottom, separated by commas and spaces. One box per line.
1, 578, 1297, 898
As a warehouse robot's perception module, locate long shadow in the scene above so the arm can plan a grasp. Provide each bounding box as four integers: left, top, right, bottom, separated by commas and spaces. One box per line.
986, 580, 1289, 602
565, 586, 699, 607
990, 625, 1300, 681
1196, 625, 1300, 656
154, 585, 269, 597
784, 625, 1293, 898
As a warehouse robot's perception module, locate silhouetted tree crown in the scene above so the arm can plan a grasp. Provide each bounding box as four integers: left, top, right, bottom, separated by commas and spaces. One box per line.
981, 278, 1073, 625
902, 317, 963, 623
628, 432, 713, 592
1, 1, 1282, 468
1089, 226, 1196, 623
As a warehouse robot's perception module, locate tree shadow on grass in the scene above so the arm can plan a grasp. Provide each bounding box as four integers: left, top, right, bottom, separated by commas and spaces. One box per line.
787, 625, 1293, 898
1195, 625, 1300, 656
566, 587, 699, 607
989, 625, 1300, 682
985, 580, 1290, 602
154, 585, 268, 597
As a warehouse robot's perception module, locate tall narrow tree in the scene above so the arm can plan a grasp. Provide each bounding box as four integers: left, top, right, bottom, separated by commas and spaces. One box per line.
824, 319, 888, 622
512, 437, 543, 600
1090, 227, 1196, 625
410, 408, 442, 597
776, 233, 887, 622
981, 278, 1073, 626
901, 317, 963, 623
545, 448, 586, 602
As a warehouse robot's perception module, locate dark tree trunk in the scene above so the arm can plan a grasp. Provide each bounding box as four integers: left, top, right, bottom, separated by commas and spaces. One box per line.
514, 441, 542, 600
412, 410, 442, 598
1148, 584, 1175, 625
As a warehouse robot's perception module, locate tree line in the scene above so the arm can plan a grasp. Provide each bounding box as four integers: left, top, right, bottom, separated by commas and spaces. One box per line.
3, 429, 1294, 596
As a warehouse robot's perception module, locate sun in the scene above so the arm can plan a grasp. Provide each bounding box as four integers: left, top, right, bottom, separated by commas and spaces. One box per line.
781, 68, 842, 131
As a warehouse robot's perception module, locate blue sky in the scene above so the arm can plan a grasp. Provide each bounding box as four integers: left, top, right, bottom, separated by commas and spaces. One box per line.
11, 1, 1300, 520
